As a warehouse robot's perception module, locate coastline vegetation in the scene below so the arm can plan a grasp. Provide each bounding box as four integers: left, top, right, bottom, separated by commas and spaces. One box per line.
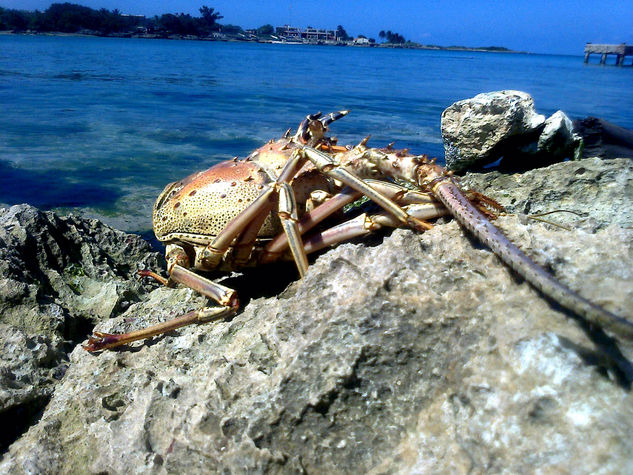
0, 2, 516, 52
0, 3, 223, 37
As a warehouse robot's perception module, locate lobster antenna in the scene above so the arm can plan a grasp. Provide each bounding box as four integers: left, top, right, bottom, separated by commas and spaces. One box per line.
525, 209, 584, 231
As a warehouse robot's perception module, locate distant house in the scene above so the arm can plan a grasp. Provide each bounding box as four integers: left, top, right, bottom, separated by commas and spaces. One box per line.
303, 27, 337, 42
275, 25, 302, 40
275, 25, 338, 43
353, 36, 370, 45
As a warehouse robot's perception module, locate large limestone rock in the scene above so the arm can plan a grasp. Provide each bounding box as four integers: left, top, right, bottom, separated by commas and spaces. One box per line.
0, 205, 160, 452
442, 90, 545, 171
442, 91, 582, 171
1, 158, 632, 473
462, 156, 633, 230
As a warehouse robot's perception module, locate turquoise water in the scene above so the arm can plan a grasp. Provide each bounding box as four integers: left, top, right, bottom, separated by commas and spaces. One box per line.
1, 35, 632, 233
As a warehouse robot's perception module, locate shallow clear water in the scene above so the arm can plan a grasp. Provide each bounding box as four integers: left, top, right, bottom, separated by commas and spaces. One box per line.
1, 35, 631, 233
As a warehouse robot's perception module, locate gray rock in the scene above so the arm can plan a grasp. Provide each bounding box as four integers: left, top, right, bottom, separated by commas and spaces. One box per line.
1, 158, 633, 473
441, 92, 585, 172
0, 204, 161, 447
462, 157, 633, 230
537, 110, 583, 161
441, 90, 546, 171
0, 205, 161, 335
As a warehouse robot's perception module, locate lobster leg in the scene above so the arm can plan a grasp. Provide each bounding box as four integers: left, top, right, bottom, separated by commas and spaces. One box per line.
83, 306, 233, 352
222, 146, 316, 274
231, 201, 277, 267
217, 111, 350, 272
278, 182, 309, 276
301, 202, 448, 255
83, 264, 239, 352
238, 110, 352, 272
261, 186, 363, 262
301, 146, 433, 232
229, 147, 308, 267
208, 143, 317, 269
366, 180, 439, 205
262, 181, 441, 262
200, 185, 277, 269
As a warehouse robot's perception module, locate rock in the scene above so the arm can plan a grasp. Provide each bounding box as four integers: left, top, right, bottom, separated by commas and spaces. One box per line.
0, 205, 161, 336
1, 159, 633, 473
537, 110, 583, 161
0, 204, 161, 452
441, 92, 585, 172
441, 90, 546, 171
461, 157, 633, 230
0, 324, 64, 454
573, 117, 633, 159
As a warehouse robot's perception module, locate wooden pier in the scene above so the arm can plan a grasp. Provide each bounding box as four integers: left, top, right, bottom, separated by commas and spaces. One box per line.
584, 43, 633, 65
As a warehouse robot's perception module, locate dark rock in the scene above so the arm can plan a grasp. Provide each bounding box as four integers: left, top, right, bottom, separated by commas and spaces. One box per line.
573, 117, 633, 159
1, 159, 633, 472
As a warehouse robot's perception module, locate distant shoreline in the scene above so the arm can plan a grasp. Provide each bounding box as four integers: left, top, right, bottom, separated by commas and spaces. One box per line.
0, 30, 528, 54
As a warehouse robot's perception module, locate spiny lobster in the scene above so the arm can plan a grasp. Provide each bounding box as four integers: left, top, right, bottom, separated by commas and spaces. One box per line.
84, 111, 633, 352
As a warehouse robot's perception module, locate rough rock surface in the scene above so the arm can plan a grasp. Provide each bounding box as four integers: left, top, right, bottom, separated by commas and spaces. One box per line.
0, 205, 160, 451
441, 91, 582, 171
462, 157, 633, 230
441, 90, 546, 171
1, 158, 633, 473
537, 110, 583, 162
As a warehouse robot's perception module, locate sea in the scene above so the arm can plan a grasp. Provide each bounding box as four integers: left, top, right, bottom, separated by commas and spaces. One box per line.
1, 34, 632, 236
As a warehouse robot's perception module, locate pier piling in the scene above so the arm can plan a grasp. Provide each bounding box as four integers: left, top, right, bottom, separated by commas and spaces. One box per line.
584, 43, 633, 66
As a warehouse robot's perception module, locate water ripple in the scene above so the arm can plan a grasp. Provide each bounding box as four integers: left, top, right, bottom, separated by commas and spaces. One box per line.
1, 35, 631, 232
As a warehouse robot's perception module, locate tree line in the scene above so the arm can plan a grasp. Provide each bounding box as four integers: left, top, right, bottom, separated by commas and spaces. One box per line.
0, 3, 223, 36
379, 30, 406, 44
0, 3, 406, 44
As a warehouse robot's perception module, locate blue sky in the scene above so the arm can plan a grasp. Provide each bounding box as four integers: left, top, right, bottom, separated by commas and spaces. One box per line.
3, 0, 633, 54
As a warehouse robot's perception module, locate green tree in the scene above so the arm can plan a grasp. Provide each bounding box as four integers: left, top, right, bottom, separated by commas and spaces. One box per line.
157, 13, 179, 34
42, 3, 103, 32
199, 5, 222, 34
157, 12, 200, 36
221, 24, 243, 35
1, 8, 30, 30
382, 30, 405, 44
97, 8, 128, 34
256, 24, 274, 36
336, 24, 351, 41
